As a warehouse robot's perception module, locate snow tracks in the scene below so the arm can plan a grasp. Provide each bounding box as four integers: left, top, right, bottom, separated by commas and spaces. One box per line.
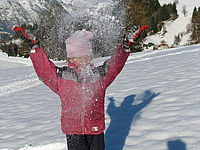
0, 77, 41, 96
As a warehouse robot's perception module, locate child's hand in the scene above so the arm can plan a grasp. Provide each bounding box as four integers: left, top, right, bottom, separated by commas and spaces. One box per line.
123, 25, 149, 50
13, 26, 39, 48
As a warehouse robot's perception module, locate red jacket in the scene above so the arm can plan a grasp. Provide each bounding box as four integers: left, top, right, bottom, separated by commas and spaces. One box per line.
30, 45, 130, 135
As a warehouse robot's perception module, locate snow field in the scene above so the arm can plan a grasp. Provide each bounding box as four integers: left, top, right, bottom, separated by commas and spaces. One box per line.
0, 45, 200, 149
104, 44, 200, 150
1, 0, 200, 149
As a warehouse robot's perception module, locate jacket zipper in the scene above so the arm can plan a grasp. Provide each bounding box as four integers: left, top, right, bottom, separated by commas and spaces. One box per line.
81, 75, 86, 133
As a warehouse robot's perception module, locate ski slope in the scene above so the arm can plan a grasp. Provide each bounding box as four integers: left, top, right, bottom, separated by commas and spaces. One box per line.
0, 44, 200, 150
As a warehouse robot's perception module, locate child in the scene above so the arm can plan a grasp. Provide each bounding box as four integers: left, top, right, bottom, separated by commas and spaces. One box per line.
14, 26, 148, 150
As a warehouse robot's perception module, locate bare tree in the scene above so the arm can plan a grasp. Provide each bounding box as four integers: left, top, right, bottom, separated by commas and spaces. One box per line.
174, 34, 181, 45
182, 5, 188, 17
174, 0, 179, 5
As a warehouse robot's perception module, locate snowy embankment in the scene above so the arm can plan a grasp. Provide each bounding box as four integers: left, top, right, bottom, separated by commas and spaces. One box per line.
145, 0, 200, 46
0, 45, 200, 150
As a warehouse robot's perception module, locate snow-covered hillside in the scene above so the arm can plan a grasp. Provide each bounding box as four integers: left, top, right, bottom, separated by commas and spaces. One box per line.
0, 0, 114, 33
1, 0, 199, 46
145, 0, 200, 46
0, 0, 50, 33
0, 44, 200, 150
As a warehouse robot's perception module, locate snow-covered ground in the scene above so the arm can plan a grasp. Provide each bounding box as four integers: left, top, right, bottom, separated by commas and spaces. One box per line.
0, 44, 200, 150
145, 0, 200, 46
1, 0, 200, 149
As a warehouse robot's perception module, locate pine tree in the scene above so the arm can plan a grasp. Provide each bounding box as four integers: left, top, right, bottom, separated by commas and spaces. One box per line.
144, 0, 161, 17
171, 2, 178, 19
159, 4, 171, 21
150, 16, 158, 33
172, 2, 177, 14
191, 7, 200, 43
192, 7, 197, 23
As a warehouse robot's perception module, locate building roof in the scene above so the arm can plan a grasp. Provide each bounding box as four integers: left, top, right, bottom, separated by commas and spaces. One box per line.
158, 44, 169, 47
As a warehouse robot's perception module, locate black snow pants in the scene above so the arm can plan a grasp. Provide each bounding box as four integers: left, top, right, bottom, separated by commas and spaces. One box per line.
66, 132, 105, 150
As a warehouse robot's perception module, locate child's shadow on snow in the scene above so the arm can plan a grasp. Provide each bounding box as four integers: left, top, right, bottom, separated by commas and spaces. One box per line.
105, 90, 160, 150
168, 139, 187, 150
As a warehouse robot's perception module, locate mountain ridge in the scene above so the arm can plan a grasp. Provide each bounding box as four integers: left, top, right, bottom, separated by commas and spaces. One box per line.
0, 0, 51, 33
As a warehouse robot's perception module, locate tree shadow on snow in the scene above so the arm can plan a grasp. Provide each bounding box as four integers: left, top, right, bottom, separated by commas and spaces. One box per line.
105, 90, 160, 150
167, 139, 187, 150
